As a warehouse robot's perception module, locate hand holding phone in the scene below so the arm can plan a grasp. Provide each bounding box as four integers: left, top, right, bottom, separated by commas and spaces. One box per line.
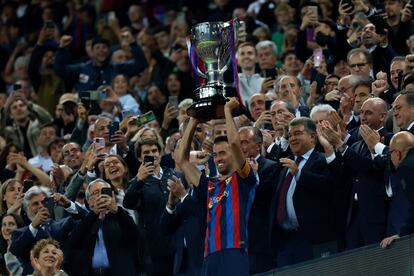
109, 121, 120, 142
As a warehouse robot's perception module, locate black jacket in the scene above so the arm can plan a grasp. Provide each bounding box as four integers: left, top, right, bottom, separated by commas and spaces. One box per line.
68, 208, 140, 276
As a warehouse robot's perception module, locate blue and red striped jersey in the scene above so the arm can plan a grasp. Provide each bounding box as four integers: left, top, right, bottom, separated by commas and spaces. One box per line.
196, 161, 258, 257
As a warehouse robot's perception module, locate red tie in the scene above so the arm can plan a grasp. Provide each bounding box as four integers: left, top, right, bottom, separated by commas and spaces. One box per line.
276, 156, 303, 226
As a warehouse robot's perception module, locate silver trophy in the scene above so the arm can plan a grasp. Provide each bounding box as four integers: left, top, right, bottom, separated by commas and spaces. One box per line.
186, 21, 235, 119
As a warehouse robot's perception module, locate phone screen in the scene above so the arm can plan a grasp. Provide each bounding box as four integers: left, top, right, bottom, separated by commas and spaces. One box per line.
144, 155, 154, 164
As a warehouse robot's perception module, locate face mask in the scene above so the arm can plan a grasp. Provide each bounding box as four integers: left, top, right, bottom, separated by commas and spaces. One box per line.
315, 32, 331, 47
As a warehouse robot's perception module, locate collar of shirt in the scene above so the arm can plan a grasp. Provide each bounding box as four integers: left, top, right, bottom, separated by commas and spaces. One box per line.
299, 147, 314, 162
254, 154, 260, 161
153, 167, 163, 180
109, 144, 117, 155
408, 121, 414, 131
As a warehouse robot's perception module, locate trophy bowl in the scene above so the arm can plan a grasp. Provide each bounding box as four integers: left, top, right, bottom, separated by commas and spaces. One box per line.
187, 21, 233, 119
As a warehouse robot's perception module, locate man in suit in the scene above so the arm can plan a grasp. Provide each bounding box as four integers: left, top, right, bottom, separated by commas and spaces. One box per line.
322, 97, 391, 249
160, 175, 205, 276
10, 186, 84, 274
68, 178, 139, 275
123, 136, 178, 276
381, 131, 414, 248
238, 126, 281, 274
269, 117, 338, 267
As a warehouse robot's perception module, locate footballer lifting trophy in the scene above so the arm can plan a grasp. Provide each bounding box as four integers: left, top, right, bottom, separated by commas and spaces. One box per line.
187, 19, 241, 119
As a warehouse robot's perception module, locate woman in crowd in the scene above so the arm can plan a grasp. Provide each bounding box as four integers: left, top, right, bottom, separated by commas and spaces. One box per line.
30, 239, 67, 276
0, 179, 27, 221
0, 213, 25, 275
0, 143, 21, 183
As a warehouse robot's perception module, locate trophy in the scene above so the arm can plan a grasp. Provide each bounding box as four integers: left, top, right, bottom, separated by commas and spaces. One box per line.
187, 21, 238, 119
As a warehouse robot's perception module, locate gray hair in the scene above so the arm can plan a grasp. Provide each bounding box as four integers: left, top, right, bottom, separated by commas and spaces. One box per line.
256, 40, 278, 57
309, 104, 335, 120
85, 178, 111, 200
23, 186, 51, 211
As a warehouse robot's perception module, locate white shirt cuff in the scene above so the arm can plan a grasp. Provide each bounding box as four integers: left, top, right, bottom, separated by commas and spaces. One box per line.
87, 170, 96, 178
374, 143, 386, 155
343, 133, 351, 144
180, 193, 188, 203
29, 224, 38, 237
325, 153, 336, 164
166, 206, 176, 214
65, 201, 78, 214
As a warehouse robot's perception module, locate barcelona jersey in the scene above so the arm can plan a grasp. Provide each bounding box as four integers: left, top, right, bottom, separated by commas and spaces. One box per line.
196, 161, 258, 257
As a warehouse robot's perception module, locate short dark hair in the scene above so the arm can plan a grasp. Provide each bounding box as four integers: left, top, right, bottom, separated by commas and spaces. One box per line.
134, 137, 162, 159
400, 90, 414, 106
47, 137, 66, 156
289, 117, 317, 134
213, 136, 228, 145
281, 48, 296, 64
239, 126, 263, 143
40, 122, 57, 132
352, 79, 373, 94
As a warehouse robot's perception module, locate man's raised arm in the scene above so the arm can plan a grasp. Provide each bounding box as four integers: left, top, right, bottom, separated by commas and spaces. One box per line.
224, 98, 246, 172
176, 117, 202, 187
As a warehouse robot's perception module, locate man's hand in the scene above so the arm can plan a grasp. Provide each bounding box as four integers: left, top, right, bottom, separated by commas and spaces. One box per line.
162, 103, 178, 130
405, 54, 414, 73
31, 207, 49, 228
320, 120, 344, 147
360, 124, 380, 152
300, 10, 318, 31
255, 111, 272, 129
224, 97, 240, 112
324, 90, 341, 102
280, 158, 299, 176
401, 3, 413, 23
380, 234, 400, 249
372, 79, 388, 96
234, 115, 252, 128
249, 158, 259, 174
52, 193, 71, 209
110, 130, 128, 151
317, 123, 334, 156
339, 93, 354, 118
338, 0, 354, 18
137, 162, 155, 181
260, 77, 274, 93
167, 176, 187, 201
59, 35, 73, 48
328, 110, 348, 139
189, 151, 210, 165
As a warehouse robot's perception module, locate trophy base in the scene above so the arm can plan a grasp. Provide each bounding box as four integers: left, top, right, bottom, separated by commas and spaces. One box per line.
187, 94, 228, 120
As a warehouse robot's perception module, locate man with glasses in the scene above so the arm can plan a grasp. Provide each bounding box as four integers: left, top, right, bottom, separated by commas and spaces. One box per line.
347, 48, 373, 80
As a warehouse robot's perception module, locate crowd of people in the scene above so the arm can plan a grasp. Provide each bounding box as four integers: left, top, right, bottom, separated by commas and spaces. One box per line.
0, 0, 414, 275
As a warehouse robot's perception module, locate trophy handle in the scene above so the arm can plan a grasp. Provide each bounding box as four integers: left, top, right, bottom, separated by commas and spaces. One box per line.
218, 19, 239, 75
186, 37, 207, 78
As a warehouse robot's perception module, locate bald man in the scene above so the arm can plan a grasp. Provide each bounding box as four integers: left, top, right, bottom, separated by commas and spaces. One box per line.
326, 97, 392, 249
381, 132, 414, 248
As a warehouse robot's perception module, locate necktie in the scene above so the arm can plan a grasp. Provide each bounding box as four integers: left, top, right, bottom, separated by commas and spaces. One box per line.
276, 156, 303, 226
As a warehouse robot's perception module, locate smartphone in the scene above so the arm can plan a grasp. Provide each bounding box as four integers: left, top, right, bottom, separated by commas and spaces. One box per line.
315, 73, 326, 95
79, 90, 106, 101
313, 48, 323, 67
94, 137, 105, 148
136, 111, 156, 126
109, 121, 119, 141
144, 155, 154, 165
307, 28, 315, 43
46, 20, 54, 28
23, 179, 34, 193
169, 96, 179, 108
101, 187, 113, 197
309, 6, 318, 19
122, 110, 133, 118
261, 68, 277, 79
265, 100, 273, 110
42, 197, 55, 219
13, 84, 22, 91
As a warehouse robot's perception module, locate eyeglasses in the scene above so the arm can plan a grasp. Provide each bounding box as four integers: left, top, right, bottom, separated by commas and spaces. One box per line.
349, 62, 367, 69
63, 148, 80, 157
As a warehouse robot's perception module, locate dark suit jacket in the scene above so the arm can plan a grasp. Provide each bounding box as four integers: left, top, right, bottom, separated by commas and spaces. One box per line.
10, 216, 77, 275
269, 149, 337, 247
341, 128, 391, 227
160, 192, 205, 275
123, 168, 178, 273
266, 142, 291, 163
68, 208, 140, 276
249, 156, 281, 254
392, 148, 414, 237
